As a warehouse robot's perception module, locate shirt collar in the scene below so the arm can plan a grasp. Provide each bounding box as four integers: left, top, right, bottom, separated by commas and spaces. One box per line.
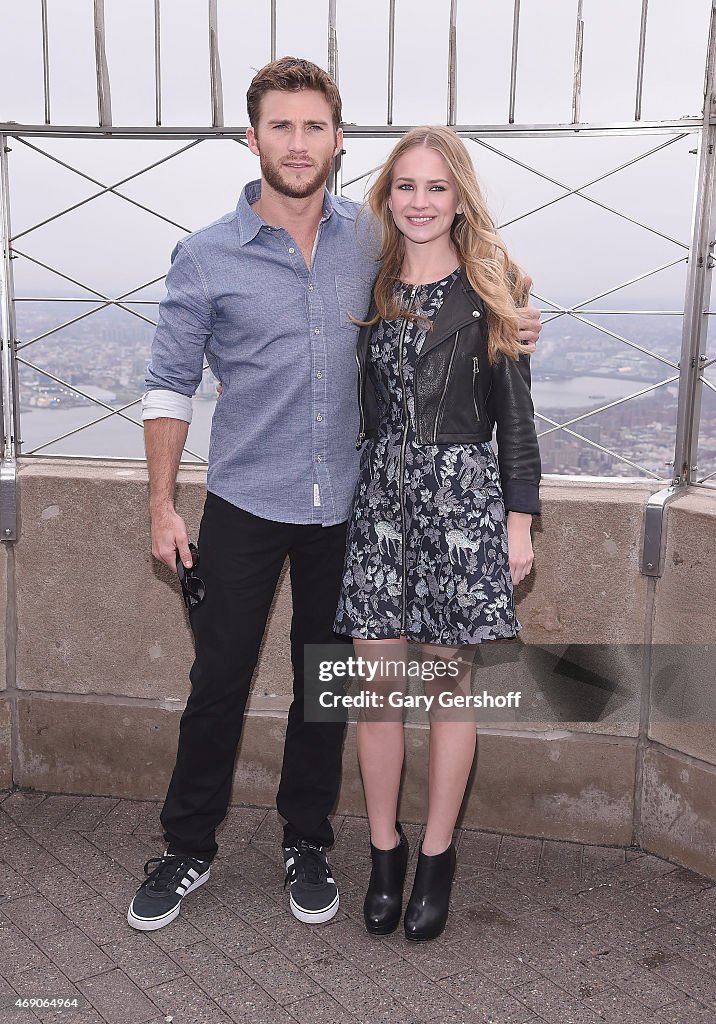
236, 179, 352, 246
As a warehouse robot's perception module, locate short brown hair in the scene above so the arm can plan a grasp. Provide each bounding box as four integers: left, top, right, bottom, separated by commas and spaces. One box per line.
246, 56, 342, 130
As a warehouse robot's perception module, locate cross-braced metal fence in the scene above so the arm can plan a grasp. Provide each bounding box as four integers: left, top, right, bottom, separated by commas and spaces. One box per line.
1, 0, 715, 576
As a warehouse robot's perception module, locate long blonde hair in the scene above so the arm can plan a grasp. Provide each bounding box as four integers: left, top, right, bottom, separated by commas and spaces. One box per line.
361, 125, 527, 363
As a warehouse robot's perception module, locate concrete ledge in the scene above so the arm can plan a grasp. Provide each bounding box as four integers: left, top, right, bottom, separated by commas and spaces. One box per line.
9, 461, 716, 866
454, 729, 635, 844
0, 698, 10, 788
654, 488, 716, 645
520, 479, 657, 645
640, 744, 716, 878
15, 459, 293, 702
0, 540, 6, 691
16, 694, 635, 846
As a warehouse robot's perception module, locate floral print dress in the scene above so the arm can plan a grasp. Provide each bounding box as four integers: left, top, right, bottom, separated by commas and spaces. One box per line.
334, 271, 520, 646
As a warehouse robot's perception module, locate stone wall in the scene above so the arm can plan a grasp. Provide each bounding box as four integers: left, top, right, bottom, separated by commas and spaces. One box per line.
3, 460, 716, 874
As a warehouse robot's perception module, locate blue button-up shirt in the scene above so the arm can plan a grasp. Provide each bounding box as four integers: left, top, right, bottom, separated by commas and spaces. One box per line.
145, 180, 378, 525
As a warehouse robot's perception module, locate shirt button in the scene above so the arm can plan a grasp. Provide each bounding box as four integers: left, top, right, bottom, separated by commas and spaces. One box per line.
314, 327, 320, 335
316, 370, 323, 379
316, 414, 323, 422
472, 310, 480, 317
308, 283, 314, 291
288, 247, 295, 254
316, 454, 323, 462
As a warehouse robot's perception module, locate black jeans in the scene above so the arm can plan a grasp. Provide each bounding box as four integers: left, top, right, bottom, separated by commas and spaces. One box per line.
160, 492, 349, 861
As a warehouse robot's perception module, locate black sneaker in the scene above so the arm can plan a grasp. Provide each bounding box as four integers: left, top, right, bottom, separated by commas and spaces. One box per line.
283, 840, 339, 924
127, 852, 210, 931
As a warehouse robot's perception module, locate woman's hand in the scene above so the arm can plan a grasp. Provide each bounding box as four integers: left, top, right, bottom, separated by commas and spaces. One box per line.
507, 511, 534, 586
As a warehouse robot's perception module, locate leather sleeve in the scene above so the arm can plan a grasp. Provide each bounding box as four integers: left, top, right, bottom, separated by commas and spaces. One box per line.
490, 353, 542, 514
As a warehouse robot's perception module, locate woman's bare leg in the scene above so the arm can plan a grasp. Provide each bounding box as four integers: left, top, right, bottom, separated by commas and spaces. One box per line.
420, 644, 477, 856
353, 637, 408, 850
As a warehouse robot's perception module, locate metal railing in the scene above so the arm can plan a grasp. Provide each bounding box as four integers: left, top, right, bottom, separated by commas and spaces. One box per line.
0, 0, 715, 562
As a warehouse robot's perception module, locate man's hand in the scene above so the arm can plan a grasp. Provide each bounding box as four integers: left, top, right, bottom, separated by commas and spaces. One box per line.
150, 504, 192, 572
144, 416, 192, 572
516, 275, 541, 354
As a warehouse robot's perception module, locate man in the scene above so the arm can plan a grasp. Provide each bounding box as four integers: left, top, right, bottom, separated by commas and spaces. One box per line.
128, 56, 541, 932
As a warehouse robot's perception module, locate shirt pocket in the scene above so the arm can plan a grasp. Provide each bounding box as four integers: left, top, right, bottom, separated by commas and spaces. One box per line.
335, 272, 373, 329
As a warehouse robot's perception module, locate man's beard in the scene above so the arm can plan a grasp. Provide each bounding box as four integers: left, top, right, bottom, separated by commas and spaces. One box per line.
259, 151, 334, 199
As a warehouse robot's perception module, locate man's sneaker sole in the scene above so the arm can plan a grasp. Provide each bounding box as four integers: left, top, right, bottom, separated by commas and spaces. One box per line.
127, 866, 210, 931
289, 890, 339, 924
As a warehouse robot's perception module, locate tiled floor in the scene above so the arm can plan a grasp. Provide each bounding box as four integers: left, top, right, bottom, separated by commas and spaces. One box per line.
1, 790, 716, 1024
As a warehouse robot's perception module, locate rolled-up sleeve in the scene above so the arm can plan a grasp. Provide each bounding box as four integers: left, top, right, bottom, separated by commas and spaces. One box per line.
141, 389, 193, 422
492, 353, 542, 515
144, 240, 214, 406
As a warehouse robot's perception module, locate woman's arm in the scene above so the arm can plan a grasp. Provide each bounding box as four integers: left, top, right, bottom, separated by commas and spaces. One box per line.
507, 511, 533, 585
490, 349, 541, 585
491, 353, 542, 516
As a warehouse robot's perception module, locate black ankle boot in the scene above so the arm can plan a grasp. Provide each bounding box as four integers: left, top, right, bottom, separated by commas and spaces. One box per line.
403, 841, 456, 941
363, 823, 409, 935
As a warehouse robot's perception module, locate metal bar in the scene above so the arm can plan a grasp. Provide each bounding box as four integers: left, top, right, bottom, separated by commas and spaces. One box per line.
0, 136, 18, 540
24, 405, 144, 455
387, 0, 396, 126
41, 0, 51, 125
447, 0, 458, 126
671, 5, 716, 486
18, 274, 165, 350
270, 0, 277, 62
341, 164, 382, 189
478, 133, 686, 204
29, 416, 205, 463
12, 249, 159, 329
17, 365, 206, 463
93, 0, 113, 129
15, 136, 201, 191
12, 178, 191, 243
635, 0, 649, 122
641, 486, 678, 575
12, 137, 200, 241
328, 0, 338, 82
477, 135, 690, 249
537, 256, 689, 325
572, 0, 584, 125
0, 120, 706, 140
533, 309, 684, 316
534, 410, 663, 479
20, 303, 108, 349
508, 0, 521, 124
327, 0, 342, 194
16, 297, 160, 305
154, 0, 162, 126
536, 375, 680, 438
544, 307, 681, 370
18, 358, 143, 429
208, 0, 224, 129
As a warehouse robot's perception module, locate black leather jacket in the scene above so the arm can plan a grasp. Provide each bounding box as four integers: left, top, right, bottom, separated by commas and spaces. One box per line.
356, 269, 541, 515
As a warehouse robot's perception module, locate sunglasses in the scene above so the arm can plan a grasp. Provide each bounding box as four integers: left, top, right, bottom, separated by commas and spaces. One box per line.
176, 542, 206, 611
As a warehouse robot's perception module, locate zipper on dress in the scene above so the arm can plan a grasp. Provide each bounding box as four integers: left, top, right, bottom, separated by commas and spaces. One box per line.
355, 348, 366, 448
472, 355, 481, 424
398, 285, 418, 635
432, 330, 460, 443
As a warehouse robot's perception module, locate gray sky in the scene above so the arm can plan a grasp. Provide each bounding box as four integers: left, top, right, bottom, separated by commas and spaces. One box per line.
0, 0, 713, 308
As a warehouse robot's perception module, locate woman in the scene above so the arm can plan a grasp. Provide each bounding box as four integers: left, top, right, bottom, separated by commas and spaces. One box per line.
334, 125, 541, 941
